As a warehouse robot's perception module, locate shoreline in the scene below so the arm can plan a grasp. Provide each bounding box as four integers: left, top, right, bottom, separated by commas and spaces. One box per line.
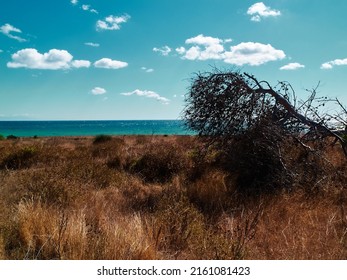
0, 119, 192, 138
0, 134, 194, 139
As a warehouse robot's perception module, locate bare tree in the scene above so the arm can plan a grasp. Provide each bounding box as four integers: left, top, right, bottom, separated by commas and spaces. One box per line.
183, 69, 347, 194
183, 69, 347, 155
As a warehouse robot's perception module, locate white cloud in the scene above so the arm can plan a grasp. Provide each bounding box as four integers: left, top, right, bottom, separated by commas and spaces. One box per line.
7, 48, 91, 70
94, 58, 128, 69
280, 62, 305, 70
184, 46, 201, 60
321, 63, 333, 70
182, 34, 226, 60
121, 89, 170, 104
71, 0, 78, 5
85, 42, 100, 47
247, 2, 281, 22
153, 46, 172, 56
224, 42, 285, 66
71, 60, 91, 68
82, 4, 98, 14
7, 49, 129, 71
91, 87, 106, 95
175, 47, 186, 55
96, 14, 130, 31
0, 49, 3, 53
321, 58, 347, 70
0, 23, 27, 42
141, 67, 154, 73
175, 35, 285, 66
8, 48, 72, 69
186, 34, 223, 46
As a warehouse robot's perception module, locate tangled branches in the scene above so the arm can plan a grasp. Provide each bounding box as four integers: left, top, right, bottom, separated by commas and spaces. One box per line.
184, 69, 347, 155
183, 69, 347, 194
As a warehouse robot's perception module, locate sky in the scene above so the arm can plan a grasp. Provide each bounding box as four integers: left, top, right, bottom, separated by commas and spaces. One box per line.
1, 0, 347, 120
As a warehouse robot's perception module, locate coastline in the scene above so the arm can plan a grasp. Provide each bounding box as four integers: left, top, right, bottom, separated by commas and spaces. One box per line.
0, 120, 192, 138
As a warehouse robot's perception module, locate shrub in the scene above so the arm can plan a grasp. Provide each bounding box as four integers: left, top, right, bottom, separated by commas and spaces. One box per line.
127, 144, 185, 183
224, 122, 291, 195
7, 135, 18, 140
93, 134, 112, 144
107, 156, 123, 170
0, 134, 5, 141
1, 147, 38, 170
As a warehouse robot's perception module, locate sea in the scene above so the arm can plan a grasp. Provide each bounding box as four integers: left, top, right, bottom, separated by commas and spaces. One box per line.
0, 120, 193, 137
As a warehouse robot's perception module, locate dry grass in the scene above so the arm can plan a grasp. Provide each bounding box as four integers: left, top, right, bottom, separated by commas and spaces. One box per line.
0, 135, 346, 259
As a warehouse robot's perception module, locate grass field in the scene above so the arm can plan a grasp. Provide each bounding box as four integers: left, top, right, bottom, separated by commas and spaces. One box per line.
0, 135, 346, 259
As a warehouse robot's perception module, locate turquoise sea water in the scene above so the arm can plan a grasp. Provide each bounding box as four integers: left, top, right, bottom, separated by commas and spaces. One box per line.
0, 120, 192, 137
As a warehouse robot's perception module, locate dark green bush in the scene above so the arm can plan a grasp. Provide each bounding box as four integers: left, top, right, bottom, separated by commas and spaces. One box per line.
1, 147, 38, 170
7, 135, 18, 140
93, 134, 112, 144
0, 134, 5, 140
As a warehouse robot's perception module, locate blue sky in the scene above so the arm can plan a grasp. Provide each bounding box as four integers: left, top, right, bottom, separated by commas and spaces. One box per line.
1, 0, 347, 120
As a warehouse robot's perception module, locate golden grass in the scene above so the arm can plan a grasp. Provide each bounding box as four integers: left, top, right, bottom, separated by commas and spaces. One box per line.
0, 135, 346, 259
248, 191, 347, 259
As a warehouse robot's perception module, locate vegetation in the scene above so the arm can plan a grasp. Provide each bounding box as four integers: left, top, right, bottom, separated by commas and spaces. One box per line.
0, 146, 38, 170
0, 70, 346, 259
93, 134, 112, 144
183, 69, 347, 194
184, 69, 347, 152
6, 135, 18, 140
0, 135, 346, 260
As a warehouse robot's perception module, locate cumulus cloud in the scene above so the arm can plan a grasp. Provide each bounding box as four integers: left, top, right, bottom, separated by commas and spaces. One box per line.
186, 34, 223, 46
7, 48, 91, 70
224, 42, 285, 66
175, 47, 186, 55
175, 35, 285, 66
180, 34, 227, 60
0, 23, 27, 42
94, 58, 128, 69
96, 14, 130, 31
247, 2, 281, 22
121, 89, 170, 104
85, 42, 100, 47
321, 58, 347, 70
280, 62, 305, 70
71, 0, 78, 5
71, 60, 91, 68
7, 49, 91, 70
91, 87, 106, 95
153, 46, 172, 56
7, 49, 129, 71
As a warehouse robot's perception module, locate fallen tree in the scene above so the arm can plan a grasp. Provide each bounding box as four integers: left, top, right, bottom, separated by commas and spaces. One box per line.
184, 69, 347, 155
183, 69, 347, 194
